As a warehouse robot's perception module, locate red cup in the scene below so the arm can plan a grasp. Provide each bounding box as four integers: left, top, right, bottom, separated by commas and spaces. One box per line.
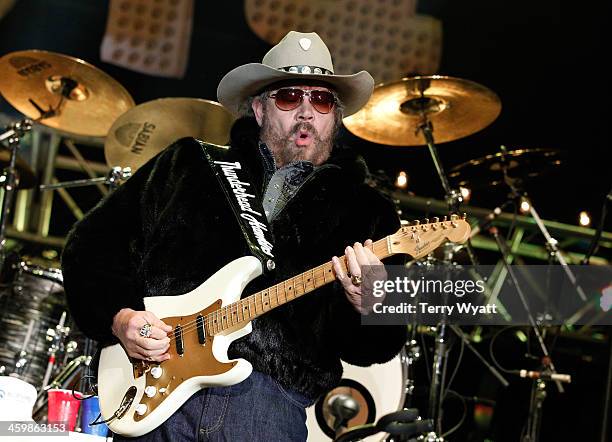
47, 389, 83, 431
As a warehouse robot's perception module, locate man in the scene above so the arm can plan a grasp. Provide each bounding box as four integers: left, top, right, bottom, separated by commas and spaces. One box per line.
62, 31, 407, 440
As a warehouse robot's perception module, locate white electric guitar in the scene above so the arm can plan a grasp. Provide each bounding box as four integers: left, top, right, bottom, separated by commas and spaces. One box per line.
98, 215, 471, 436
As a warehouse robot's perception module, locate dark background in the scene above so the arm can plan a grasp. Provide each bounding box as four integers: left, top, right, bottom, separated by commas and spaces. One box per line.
0, 0, 608, 230
0, 1, 609, 440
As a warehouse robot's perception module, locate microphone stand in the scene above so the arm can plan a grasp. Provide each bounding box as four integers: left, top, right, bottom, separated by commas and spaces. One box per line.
516, 357, 572, 442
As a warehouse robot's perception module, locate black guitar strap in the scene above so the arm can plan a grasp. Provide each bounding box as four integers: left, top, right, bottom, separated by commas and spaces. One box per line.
198, 140, 276, 273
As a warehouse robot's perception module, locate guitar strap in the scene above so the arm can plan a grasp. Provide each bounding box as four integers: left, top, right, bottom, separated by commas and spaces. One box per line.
198, 140, 276, 273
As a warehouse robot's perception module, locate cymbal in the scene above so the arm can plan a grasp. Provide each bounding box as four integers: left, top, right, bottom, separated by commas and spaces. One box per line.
104, 98, 236, 171
343, 76, 501, 146
0, 50, 134, 137
0, 150, 36, 189
449, 148, 563, 188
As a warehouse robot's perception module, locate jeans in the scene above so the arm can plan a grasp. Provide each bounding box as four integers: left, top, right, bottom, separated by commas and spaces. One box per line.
114, 371, 315, 442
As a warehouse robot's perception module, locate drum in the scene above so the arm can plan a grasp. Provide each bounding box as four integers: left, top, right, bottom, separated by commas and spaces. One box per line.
0, 262, 84, 391
0, 376, 37, 421
306, 350, 408, 441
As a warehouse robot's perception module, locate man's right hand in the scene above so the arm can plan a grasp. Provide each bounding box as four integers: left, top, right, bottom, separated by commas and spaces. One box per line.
111, 308, 173, 362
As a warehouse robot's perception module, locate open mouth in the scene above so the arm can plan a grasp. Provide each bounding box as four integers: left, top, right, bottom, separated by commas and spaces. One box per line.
295, 130, 313, 146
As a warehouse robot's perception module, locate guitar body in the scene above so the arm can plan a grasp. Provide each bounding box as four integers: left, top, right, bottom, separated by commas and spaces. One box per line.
96, 217, 471, 436
98, 256, 262, 437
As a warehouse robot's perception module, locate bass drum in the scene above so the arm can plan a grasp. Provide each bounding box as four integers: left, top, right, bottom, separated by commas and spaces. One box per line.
306, 350, 407, 441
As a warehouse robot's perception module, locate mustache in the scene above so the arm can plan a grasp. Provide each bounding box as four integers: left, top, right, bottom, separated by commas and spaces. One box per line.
291, 122, 317, 137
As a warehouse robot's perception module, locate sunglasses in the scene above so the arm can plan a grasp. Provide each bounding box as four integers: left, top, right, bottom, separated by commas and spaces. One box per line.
268, 88, 336, 114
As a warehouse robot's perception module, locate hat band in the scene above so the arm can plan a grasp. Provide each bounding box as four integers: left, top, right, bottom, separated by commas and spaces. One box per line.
277, 65, 333, 75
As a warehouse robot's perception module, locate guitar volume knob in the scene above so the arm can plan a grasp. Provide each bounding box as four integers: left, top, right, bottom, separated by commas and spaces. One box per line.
144, 386, 157, 398
150, 366, 163, 379
135, 403, 148, 416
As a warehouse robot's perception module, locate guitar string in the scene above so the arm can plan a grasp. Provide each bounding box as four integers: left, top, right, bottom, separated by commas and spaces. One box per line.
160, 224, 456, 340
161, 237, 389, 339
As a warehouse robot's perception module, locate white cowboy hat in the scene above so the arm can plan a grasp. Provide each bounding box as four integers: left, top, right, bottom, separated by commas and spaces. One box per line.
217, 31, 374, 117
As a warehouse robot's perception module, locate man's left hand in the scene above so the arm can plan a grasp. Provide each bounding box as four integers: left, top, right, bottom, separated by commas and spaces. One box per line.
332, 239, 386, 314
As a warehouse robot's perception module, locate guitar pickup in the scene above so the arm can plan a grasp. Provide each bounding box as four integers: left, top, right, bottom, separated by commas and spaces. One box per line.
174, 325, 184, 356
196, 314, 206, 345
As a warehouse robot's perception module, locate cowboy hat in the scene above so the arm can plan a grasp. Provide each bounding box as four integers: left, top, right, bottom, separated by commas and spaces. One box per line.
217, 31, 374, 117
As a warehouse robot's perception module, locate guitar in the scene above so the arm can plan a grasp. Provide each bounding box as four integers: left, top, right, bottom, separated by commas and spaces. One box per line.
98, 215, 471, 436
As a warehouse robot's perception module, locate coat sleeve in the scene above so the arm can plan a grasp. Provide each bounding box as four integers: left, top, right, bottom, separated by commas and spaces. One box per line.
327, 187, 409, 366
61, 139, 196, 345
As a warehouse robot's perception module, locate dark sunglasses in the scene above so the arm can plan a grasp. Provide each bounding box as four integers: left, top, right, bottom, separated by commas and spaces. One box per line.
268, 88, 336, 114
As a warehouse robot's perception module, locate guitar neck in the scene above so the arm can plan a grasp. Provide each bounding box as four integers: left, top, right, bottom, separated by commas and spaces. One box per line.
205, 237, 393, 336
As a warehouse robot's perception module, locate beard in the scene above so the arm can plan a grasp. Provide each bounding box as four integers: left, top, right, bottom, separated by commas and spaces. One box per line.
259, 114, 334, 168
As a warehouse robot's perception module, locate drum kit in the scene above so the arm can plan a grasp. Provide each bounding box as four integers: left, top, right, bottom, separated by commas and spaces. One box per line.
306, 76, 577, 442
0, 49, 235, 424
0, 49, 576, 440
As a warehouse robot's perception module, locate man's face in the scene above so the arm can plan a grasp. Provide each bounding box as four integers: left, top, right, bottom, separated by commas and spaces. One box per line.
252, 85, 338, 168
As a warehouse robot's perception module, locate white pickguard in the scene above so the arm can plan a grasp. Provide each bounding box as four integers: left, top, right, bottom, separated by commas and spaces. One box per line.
98, 256, 262, 437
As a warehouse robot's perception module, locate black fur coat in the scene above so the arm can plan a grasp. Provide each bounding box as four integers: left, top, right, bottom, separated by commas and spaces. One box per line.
61, 117, 408, 399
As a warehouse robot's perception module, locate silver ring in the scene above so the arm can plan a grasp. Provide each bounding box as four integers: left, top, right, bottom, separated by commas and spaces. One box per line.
351, 274, 363, 286
139, 323, 152, 338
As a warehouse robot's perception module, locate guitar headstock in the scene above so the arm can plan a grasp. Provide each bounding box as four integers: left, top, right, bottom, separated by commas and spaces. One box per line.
388, 214, 471, 260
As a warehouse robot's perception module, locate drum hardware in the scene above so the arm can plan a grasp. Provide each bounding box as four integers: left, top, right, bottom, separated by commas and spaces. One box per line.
40, 310, 70, 390
32, 353, 94, 421
39, 166, 132, 192
480, 146, 588, 305
12, 319, 36, 377
0, 119, 35, 270
345, 76, 503, 439
488, 228, 575, 441
328, 394, 361, 434
306, 350, 408, 442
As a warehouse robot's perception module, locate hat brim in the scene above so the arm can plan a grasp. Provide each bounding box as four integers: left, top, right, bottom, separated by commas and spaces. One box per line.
217, 63, 374, 117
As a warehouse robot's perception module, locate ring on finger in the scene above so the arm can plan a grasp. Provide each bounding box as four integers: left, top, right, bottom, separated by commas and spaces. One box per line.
139, 323, 153, 338
351, 274, 363, 286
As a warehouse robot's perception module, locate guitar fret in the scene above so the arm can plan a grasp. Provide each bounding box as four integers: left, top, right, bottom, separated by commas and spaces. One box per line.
200, 225, 470, 337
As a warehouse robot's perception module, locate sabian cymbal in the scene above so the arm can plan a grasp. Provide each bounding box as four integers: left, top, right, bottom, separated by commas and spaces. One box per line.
0, 150, 36, 189
0, 50, 134, 137
449, 148, 563, 188
104, 98, 236, 171
343, 76, 501, 146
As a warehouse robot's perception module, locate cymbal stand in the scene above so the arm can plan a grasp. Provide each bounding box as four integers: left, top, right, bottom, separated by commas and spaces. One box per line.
497, 146, 587, 303
39, 166, 132, 192
0, 119, 33, 270
411, 103, 495, 440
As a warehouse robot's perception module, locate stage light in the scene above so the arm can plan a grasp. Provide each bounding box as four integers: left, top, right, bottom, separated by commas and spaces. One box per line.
578, 211, 591, 227
600, 284, 612, 312
395, 171, 408, 189
459, 186, 471, 202
519, 198, 530, 213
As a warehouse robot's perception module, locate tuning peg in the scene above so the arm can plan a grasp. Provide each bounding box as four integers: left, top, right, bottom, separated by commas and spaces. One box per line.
423, 218, 429, 224
413, 220, 420, 226
450, 214, 458, 227
450, 214, 458, 221
433, 217, 439, 223
462, 213, 467, 220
